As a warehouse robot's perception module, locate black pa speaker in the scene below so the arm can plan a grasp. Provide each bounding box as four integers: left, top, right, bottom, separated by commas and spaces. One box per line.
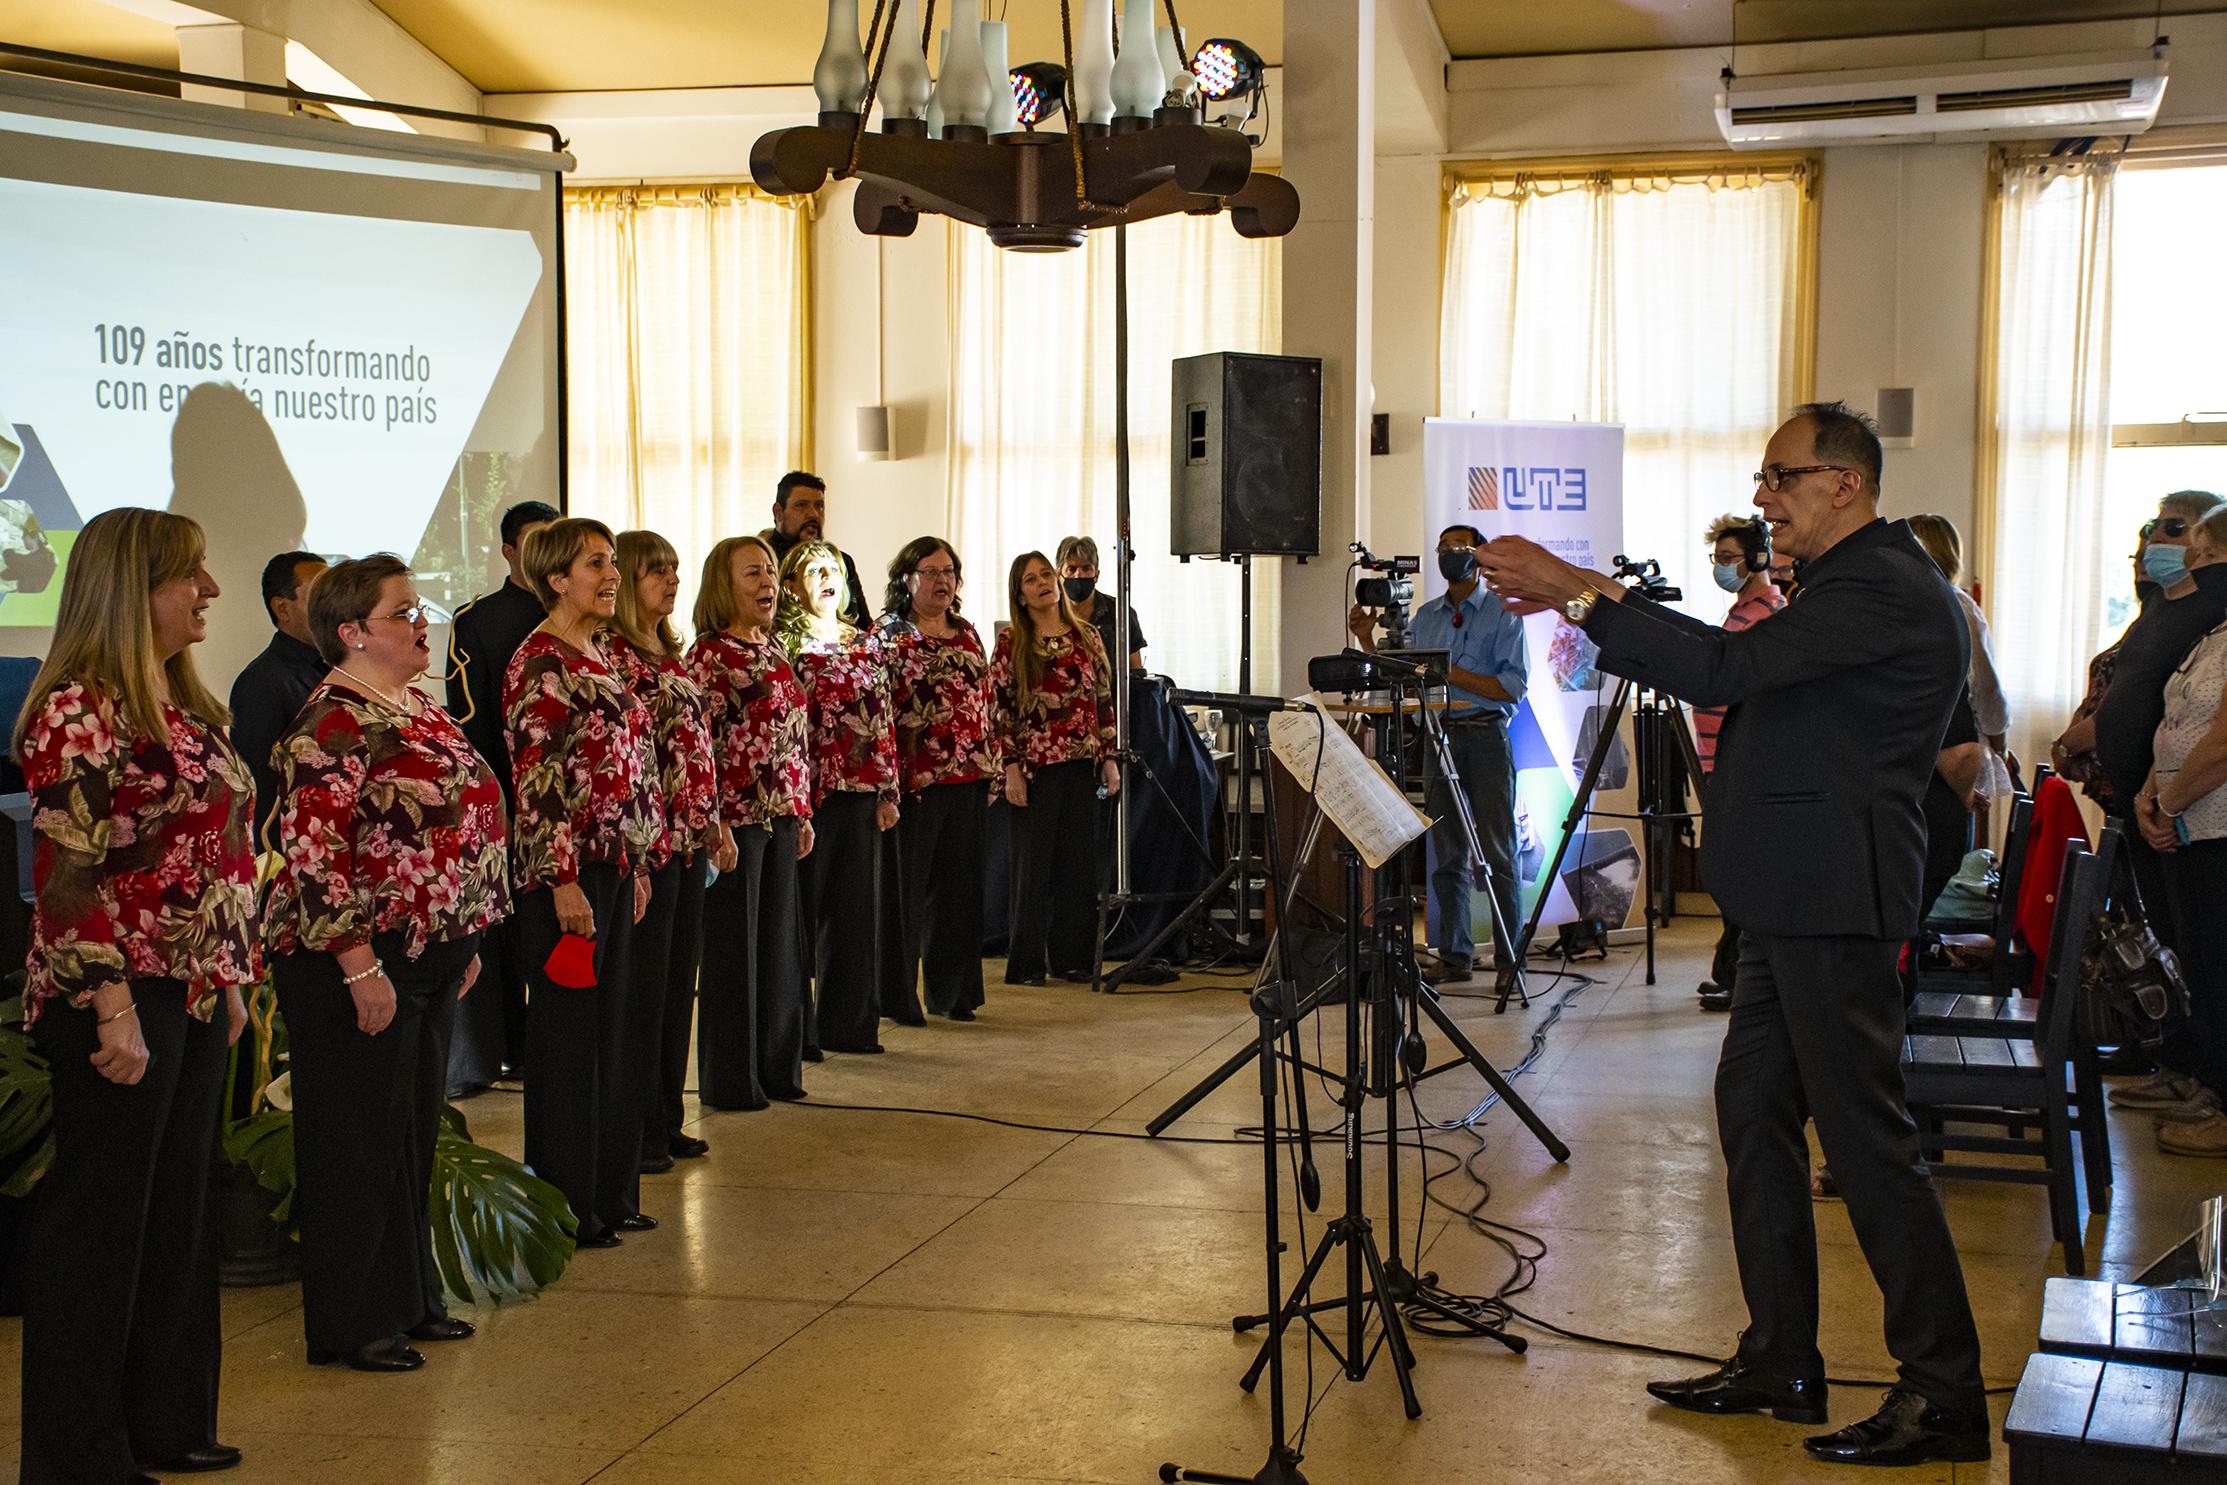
1170, 352, 1321, 558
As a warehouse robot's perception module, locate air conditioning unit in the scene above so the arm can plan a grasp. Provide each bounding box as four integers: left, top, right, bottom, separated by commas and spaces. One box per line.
1716, 50, 2169, 148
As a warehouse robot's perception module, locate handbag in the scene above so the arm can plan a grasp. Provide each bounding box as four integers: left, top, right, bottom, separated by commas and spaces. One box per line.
2077, 904, 2188, 1052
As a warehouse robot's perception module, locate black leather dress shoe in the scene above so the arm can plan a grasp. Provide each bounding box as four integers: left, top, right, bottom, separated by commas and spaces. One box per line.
144, 1444, 243, 1472
408, 1317, 475, 1343
308, 1338, 424, 1373
576, 1228, 624, 1249
670, 1134, 711, 1159
889, 1010, 928, 1027
1646, 1356, 1827, 1424
638, 1150, 676, 1175
1804, 1389, 1989, 1466
616, 1213, 658, 1232
945, 1007, 977, 1022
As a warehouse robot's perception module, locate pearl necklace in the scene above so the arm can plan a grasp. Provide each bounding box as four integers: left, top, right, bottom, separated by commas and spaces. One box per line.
336, 667, 421, 717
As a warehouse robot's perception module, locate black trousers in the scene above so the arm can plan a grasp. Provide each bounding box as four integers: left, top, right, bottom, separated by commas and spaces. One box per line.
276, 932, 476, 1357
898, 782, 988, 1015
803, 792, 884, 1053
1007, 759, 1099, 981
21, 979, 224, 1482
2160, 838, 2227, 1098
876, 827, 920, 1024
1710, 919, 1741, 990
640, 854, 710, 1151
1719, 933, 1986, 1418
519, 863, 639, 1241
698, 817, 808, 1107
446, 912, 528, 1092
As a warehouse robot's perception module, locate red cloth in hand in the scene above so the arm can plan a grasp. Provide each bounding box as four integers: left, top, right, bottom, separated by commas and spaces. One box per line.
2016, 774, 2091, 996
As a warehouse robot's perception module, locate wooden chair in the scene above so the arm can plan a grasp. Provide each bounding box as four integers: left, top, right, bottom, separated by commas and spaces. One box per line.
1911, 790, 2037, 1004
1903, 845, 2104, 1275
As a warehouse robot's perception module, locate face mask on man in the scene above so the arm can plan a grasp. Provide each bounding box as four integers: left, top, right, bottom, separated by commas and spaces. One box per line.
1713, 562, 1746, 594
2144, 543, 2191, 590
1062, 576, 1095, 604
1438, 548, 1478, 584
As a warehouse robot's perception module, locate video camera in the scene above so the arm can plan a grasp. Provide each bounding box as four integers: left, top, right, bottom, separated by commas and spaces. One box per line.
1351, 544, 1422, 647
1611, 554, 1681, 604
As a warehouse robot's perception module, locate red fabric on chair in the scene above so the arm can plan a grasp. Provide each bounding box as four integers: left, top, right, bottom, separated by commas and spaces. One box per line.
2017, 774, 2091, 996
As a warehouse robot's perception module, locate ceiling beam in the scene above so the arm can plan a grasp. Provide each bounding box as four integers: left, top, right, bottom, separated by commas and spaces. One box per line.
1376, 0, 1448, 155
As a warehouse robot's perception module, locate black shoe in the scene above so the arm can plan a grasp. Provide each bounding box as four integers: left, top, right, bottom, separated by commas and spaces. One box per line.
1007, 974, 1046, 987
769, 1088, 808, 1102
825, 1042, 885, 1055
888, 1011, 928, 1027
946, 1007, 977, 1022
638, 1151, 676, 1175
1803, 1390, 1989, 1466
307, 1338, 424, 1373
670, 1134, 710, 1159
616, 1213, 658, 1232
143, 1444, 243, 1474
407, 1317, 474, 1343
1646, 1356, 1827, 1424
1699, 987, 1732, 1012
576, 1228, 624, 1249
1054, 971, 1094, 985
803, 1046, 826, 1063
497, 1064, 526, 1083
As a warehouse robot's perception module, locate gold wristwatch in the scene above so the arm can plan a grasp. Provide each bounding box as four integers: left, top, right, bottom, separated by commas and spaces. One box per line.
1562, 586, 1602, 626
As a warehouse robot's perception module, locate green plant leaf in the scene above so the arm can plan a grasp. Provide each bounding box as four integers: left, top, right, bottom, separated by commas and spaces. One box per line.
0, 995, 56, 1199
428, 1112, 577, 1309
222, 1109, 297, 1224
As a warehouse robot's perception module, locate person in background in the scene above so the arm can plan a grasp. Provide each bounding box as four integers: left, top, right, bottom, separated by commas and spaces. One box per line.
1692, 515, 1786, 1012
779, 539, 899, 1054
2096, 491, 2227, 1124
993, 551, 1119, 986
880, 537, 995, 1022
690, 536, 814, 1107
14, 507, 254, 1480
264, 555, 508, 1374
1907, 514, 2011, 755
1349, 524, 1529, 986
608, 530, 724, 1175
1056, 535, 1147, 673
2055, 520, 2171, 817
763, 470, 869, 629
446, 498, 558, 1091
2138, 505, 2227, 1157
228, 548, 328, 845
504, 517, 663, 1249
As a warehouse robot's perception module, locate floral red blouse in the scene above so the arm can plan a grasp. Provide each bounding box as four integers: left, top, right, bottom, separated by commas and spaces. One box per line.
262, 682, 511, 963
503, 631, 663, 890
687, 631, 812, 829
990, 626, 1115, 775
879, 618, 996, 794
609, 639, 719, 867
789, 630, 899, 807
19, 681, 260, 1026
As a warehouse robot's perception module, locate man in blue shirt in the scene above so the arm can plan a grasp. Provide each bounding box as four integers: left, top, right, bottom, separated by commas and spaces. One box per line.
1350, 524, 1530, 983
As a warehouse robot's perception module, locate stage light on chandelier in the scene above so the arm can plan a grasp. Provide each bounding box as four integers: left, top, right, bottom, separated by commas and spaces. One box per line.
1009, 61, 1067, 128
1191, 38, 1262, 103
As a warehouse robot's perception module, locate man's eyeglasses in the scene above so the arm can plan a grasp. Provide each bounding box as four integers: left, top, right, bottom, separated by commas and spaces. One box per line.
1752, 464, 1849, 492
2141, 517, 2190, 541
369, 604, 430, 626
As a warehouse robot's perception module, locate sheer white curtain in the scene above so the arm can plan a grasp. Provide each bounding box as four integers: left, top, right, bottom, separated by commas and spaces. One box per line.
946, 215, 1282, 689
563, 185, 810, 607
1440, 168, 1810, 603
1980, 156, 2116, 764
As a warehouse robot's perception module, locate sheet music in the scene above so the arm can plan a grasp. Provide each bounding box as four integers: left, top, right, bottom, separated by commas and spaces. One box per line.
1269, 696, 1431, 870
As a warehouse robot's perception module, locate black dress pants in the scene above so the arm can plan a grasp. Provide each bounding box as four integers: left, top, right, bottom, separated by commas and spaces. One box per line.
1719, 933, 1986, 1419
2160, 838, 2227, 1098
1007, 759, 1099, 981
804, 791, 884, 1053
21, 979, 225, 1482
519, 863, 638, 1241
899, 782, 988, 1015
446, 912, 528, 1092
640, 854, 710, 1153
276, 931, 477, 1358
698, 817, 807, 1107
876, 828, 921, 1024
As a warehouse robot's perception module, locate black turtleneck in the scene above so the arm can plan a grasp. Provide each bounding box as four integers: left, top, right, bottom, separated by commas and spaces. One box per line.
2094, 562, 2227, 806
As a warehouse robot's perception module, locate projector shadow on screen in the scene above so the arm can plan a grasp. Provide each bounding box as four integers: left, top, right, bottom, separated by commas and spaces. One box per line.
167, 382, 307, 683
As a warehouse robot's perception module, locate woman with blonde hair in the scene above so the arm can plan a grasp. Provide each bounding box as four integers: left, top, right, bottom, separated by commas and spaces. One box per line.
991, 550, 1118, 985
503, 516, 663, 1248
689, 535, 815, 1105
608, 529, 723, 1174
778, 539, 898, 1055
13, 506, 255, 1479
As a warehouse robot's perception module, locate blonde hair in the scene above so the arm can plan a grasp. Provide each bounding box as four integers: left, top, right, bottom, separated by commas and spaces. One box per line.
775, 539, 855, 652
1906, 513, 1962, 584
612, 529, 683, 659
694, 534, 778, 638
12, 506, 228, 756
520, 516, 616, 614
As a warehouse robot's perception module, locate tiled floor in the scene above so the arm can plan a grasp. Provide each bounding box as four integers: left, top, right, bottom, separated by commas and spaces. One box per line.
5, 916, 2218, 1483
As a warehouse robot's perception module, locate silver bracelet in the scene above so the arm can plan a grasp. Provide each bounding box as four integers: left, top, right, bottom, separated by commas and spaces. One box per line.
341, 959, 386, 987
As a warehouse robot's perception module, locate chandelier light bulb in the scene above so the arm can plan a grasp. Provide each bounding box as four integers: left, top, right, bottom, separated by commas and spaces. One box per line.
939, 0, 994, 131
1073, 0, 1116, 127
812, 0, 869, 113
880, 0, 933, 121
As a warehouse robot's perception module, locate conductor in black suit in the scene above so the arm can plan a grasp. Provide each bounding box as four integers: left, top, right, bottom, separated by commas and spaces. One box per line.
443, 498, 557, 1091
1478, 403, 1989, 1469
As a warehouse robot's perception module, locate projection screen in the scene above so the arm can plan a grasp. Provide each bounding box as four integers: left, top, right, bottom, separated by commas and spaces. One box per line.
0, 68, 569, 688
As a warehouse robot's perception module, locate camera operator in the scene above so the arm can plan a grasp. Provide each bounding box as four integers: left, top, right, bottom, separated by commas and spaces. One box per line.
1349, 524, 1528, 984
1477, 403, 1987, 1468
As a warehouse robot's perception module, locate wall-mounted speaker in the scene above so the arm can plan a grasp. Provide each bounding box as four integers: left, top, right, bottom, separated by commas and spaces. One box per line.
856, 404, 891, 461
1170, 352, 1322, 558
1876, 387, 1916, 447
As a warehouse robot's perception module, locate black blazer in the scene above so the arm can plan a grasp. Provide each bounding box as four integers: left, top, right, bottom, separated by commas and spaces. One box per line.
228, 629, 328, 846
444, 579, 545, 805
1583, 518, 1968, 941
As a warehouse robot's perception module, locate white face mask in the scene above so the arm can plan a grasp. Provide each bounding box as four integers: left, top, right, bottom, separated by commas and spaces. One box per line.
1713, 562, 1746, 594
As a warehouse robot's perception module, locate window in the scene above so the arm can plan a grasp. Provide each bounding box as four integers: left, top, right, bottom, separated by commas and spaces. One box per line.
564, 185, 811, 608
946, 213, 1281, 690
1439, 157, 1818, 605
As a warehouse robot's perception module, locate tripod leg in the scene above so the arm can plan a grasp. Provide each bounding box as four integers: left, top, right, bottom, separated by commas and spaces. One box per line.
1419, 990, 1571, 1162
1356, 1227, 1424, 1419
1239, 1225, 1343, 1388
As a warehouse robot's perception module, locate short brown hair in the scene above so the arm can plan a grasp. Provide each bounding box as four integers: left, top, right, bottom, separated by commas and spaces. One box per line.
1906, 513, 1962, 583
307, 554, 412, 665
521, 516, 616, 613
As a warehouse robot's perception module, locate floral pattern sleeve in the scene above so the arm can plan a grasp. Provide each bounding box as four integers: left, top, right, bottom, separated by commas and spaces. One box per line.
504, 633, 663, 890
989, 627, 1113, 776
792, 631, 899, 807
610, 641, 720, 866
20, 684, 131, 1003
688, 633, 813, 827
881, 619, 996, 794
271, 702, 374, 953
